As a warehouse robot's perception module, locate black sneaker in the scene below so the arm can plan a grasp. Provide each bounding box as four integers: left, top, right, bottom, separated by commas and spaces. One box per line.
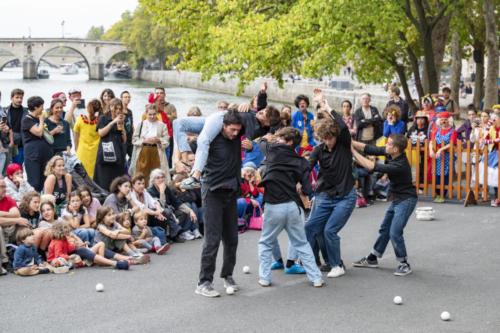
180, 177, 201, 190
319, 264, 332, 272
394, 263, 412, 276
195, 282, 220, 298
223, 276, 239, 291
352, 256, 379, 268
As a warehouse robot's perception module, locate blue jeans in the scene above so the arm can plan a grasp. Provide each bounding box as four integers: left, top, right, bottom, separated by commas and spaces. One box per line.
305, 188, 356, 267
258, 201, 322, 283
136, 237, 162, 250
151, 226, 167, 245
73, 228, 95, 245
237, 194, 263, 218
372, 197, 417, 262
12, 147, 24, 165
173, 116, 207, 153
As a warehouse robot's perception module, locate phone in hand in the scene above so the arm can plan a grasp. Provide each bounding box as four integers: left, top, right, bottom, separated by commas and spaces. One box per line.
77, 99, 86, 109
1, 116, 7, 124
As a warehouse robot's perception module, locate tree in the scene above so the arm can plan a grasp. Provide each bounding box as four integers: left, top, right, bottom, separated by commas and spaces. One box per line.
483, 0, 499, 108
86, 25, 105, 40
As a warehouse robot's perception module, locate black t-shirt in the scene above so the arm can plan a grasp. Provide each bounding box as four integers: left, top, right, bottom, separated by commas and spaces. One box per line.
238, 112, 269, 140
21, 114, 44, 145
364, 145, 417, 202
21, 210, 40, 229
202, 132, 242, 191
8, 105, 24, 133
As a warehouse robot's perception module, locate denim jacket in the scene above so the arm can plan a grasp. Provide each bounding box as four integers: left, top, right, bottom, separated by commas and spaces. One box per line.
291, 110, 315, 147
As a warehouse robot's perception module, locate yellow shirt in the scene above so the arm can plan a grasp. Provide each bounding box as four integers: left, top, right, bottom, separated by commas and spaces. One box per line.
73, 116, 100, 178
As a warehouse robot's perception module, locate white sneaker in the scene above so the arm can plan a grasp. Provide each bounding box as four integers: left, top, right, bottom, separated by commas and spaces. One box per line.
258, 279, 271, 287
192, 229, 203, 239
327, 265, 345, 278
180, 231, 195, 241
313, 279, 324, 287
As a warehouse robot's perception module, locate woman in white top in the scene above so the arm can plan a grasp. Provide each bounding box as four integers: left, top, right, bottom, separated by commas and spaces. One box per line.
129, 104, 170, 182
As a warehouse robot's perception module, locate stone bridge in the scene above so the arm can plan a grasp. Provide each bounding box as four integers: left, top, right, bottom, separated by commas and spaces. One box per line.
0, 38, 128, 80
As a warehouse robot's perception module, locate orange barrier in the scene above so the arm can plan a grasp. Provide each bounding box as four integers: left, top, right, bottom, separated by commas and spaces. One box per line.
405, 140, 500, 203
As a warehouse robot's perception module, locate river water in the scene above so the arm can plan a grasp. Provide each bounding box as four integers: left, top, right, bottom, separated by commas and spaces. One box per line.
0, 67, 250, 124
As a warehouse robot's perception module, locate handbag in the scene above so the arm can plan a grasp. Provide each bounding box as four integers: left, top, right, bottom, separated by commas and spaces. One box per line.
248, 204, 263, 230
101, 141, 117, 163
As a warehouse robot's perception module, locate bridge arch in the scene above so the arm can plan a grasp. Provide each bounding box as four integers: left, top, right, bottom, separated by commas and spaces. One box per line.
36, 46, 90, 76
0, 57, 19, 71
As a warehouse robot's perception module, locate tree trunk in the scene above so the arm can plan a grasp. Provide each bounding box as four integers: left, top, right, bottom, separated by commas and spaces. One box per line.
473, 48, 485, 109
483, 0, 499, 109
421, 29, 440, 94
450, 32, 462, 113
394, 64, 418, 115
432, 14, 451, 86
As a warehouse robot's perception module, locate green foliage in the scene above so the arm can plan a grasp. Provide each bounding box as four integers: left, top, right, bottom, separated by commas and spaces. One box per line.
86, 25, 105, 40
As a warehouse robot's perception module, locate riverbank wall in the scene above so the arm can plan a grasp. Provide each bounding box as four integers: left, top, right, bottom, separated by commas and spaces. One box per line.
133, 70, 392, 111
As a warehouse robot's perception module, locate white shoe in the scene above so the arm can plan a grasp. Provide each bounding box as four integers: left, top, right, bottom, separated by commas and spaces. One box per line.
180, 231, 195, 241
313, 279, 324, 287
258, 279, 271, 287
192, 229, 203, 239
327, 265, 345, 278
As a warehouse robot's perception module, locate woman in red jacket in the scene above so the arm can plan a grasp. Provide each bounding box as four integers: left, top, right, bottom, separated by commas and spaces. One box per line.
237, 166, 264, 220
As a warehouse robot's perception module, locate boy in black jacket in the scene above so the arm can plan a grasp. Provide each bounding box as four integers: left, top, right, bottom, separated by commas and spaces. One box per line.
257, 127, 323, 287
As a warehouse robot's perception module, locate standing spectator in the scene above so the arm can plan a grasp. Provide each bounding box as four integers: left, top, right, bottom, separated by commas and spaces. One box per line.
154, 87, 175, 166
353, 93, 383, 144
441, 87, 460, 119
73, 99, 102, 179
383, 105, 406, 137
129, 104, 170, 182
386, 86, 410, 124
100, 89, 115, 115
291, 95, 315, 155
0, 100, 10, 173
45, 99, 72, 155
63, 88, 84, 127
22, 96, 54, 192
120, 91, 134, 162
5, 89, 28, 165
0, 177, 31, 275
4, 163, 34, 203
456, 108, 477, 142
94, 98, 127, 192
341, 100, 356, 138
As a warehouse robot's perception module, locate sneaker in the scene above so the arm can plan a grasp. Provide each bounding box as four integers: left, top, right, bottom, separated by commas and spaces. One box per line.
0, 266, 7, 276
180, 231, 195, 241
130, 254, 150, 265
327, 265, 345, 278
258, 279, 271, 287
313, 279, 324, 288
180, 177, 201, 190
53, 266, 70, 274
223, 276, 239, 291
137, 248, 149, 254
491, 199, 500, 207
394, 263, 412, 276
132, 252, 143, 258
192, 229, 203, 239
195, 282, 220, 297
319, 264, 332, 272
352, 256, 379, 268
270, 261, 284, 270
284, 263, 306, 274
156, 243, 171, 255
116, 260, 129, 270
433, 196, 445, 203
172, 235, 186, 243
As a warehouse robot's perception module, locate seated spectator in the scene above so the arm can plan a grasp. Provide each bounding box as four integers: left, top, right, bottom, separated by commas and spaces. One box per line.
43, 155, 72, 214
13, 228, 49, 276
45, 99, 72, 155
383, 105, 406, 137
0, 177, 30, 274
77, 186, 101, 227
147, 169, 201, 241
242, 139, 264, 169
5, 163, 35, 202
237, 166, 264, 220
94, 207, 149, 263
61, 191, 95, 245
19, 192, 41, 229
171, 174, 203, 233
131, 211, 171, 255
103, 176, 139, 215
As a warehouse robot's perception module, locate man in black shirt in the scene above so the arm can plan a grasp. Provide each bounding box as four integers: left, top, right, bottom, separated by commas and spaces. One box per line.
257, 127, 323, 287
351, 134, 417, 276
195, 111, 243, 298
305, 113, 357, 279
4, 89, 28, 165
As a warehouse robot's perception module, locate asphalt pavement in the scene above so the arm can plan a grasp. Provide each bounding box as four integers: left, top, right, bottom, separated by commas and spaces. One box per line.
1, 202, 499, 333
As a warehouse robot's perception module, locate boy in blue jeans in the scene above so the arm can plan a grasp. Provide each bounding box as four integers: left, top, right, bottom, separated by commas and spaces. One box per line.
351, 134, 417, 276
257, 127, 323, 287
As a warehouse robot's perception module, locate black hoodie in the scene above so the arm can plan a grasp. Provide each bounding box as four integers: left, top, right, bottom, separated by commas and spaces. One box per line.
259, 141, 311, 209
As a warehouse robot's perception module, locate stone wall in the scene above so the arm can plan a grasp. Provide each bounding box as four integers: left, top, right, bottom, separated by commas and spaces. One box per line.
133, 70, 392, 111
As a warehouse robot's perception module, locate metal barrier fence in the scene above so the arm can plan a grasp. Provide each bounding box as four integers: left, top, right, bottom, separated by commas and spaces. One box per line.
405, 140, 500, 204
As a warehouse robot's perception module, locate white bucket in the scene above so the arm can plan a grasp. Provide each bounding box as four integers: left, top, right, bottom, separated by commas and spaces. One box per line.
415, 207, 435, 221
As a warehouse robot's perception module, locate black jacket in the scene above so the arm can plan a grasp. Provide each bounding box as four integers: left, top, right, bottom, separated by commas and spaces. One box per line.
353, 106, 383, 141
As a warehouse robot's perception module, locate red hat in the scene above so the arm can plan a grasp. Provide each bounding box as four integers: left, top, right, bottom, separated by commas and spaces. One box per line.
52, 92, 65, 99
437, 112, 451, 119
6, 163, 22, 177
148, 93, 160, 104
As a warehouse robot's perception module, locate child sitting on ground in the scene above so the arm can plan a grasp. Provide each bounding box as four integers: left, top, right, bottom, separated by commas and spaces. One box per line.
47, 220, 130, 270
61, 191, 95, 245
131, 211, 171, 255
13, 228, 50, 276
94, 207, 150, 264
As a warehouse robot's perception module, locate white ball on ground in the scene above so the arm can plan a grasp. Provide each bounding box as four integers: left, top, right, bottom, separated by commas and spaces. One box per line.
95, 283, 104, 292
393, 296, 403, 305
242, 266, 250, 274
226, 286, 235, 295
440, 311, 451, 321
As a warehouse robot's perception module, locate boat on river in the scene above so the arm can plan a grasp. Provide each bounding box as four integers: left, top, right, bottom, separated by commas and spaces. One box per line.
37, 69, 50, 79
60, 63, 79, 75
